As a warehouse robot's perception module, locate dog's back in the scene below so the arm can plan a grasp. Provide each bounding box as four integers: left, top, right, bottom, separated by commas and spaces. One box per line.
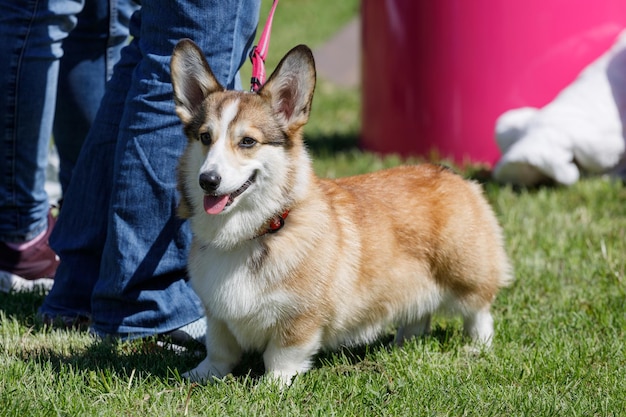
292, 163, 512, 348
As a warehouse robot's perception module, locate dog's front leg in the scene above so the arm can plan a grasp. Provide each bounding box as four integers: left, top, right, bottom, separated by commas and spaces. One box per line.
262, 328, 322, 387
183, 317, 242, 383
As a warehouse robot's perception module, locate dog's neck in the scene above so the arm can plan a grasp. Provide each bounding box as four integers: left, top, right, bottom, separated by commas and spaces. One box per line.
256, 209, 290, 238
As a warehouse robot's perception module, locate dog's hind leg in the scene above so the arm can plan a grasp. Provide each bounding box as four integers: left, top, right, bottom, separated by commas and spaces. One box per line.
395, 314, 431, 346
463, 306, 494, 347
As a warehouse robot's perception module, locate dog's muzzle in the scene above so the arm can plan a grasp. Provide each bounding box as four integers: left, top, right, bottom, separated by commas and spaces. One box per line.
201, 172, 257, 215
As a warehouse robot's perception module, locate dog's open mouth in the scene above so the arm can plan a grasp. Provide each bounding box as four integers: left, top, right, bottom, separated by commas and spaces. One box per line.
203, 172, 257, 215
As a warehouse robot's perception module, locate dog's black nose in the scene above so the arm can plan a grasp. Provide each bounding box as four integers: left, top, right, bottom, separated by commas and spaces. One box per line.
199, 171, 221, 192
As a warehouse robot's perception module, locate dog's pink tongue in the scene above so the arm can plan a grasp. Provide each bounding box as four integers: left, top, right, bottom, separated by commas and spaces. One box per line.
204, 194, 229, 215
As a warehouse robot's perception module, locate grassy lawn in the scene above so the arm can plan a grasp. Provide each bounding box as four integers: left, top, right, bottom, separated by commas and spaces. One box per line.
2, 1, 625, 415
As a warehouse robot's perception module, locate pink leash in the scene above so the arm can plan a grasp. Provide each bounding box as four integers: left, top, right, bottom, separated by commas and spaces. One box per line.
250, 0, 279, 92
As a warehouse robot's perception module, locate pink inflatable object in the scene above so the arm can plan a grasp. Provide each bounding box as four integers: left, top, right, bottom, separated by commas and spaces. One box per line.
360, 0, 626, 165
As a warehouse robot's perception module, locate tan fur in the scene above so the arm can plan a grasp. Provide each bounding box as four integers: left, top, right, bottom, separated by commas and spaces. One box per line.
260, 164, 511, 346
170, 39, 513, 386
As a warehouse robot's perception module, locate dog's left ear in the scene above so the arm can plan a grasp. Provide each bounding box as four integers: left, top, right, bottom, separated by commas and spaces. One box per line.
171, 38, 224, 124
259, 45, 316, 131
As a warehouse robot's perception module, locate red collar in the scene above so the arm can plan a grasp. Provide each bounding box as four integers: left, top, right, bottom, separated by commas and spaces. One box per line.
257, 210, 289, 237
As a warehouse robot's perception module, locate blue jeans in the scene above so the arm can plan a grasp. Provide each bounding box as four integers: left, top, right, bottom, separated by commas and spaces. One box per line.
54, 0, 140, 194
0, 0, 138, 243
40, 0, 260, 338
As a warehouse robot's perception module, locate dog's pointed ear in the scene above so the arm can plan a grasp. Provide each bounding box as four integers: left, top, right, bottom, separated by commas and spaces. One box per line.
171, 39, 224, 124
259, 45, 316, 131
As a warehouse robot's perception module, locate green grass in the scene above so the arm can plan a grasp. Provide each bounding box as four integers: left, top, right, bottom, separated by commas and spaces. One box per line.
2, 178, 625, 416
2, 1, 626, 415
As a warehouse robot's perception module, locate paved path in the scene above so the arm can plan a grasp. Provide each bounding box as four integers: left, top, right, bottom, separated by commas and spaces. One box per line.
313, 17, 360, 88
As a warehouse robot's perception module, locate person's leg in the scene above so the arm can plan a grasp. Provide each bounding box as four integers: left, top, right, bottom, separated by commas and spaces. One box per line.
90, 0, 260, 338
0, 0, 84, 290
41, 0, 260, 338
0, 0, 84, 242
53, 0, 140, 195
40, 11, 142, 319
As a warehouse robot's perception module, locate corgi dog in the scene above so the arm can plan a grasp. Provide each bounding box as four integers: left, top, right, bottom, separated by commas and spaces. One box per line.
170, 39, 513, 386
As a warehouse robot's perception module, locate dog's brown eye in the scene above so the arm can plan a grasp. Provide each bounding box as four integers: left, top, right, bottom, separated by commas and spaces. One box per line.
239, 137, 257, 148
199, 132, 212, 145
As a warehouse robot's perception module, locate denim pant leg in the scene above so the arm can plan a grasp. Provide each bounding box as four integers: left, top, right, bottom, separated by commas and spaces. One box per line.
53, 0, 140, 195
0, 0, 84, 242
91, 0, 260, 338
41, 12, 142, 320
43, 0, 260, 338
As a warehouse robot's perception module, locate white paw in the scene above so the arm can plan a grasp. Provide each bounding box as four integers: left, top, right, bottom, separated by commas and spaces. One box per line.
181, 358, 226, 383
264, 369, 298, 389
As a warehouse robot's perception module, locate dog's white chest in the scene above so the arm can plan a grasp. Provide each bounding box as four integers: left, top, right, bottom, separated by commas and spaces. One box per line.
188, 244, 294, 339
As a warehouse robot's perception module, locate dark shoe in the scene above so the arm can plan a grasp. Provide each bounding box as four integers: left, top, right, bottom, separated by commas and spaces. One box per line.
40, 312, 91, 331
0, 212, 59, 292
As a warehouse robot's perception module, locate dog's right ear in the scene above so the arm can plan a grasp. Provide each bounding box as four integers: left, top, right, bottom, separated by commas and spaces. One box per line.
259, 45, 316, 133
171, 39, 224, 124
